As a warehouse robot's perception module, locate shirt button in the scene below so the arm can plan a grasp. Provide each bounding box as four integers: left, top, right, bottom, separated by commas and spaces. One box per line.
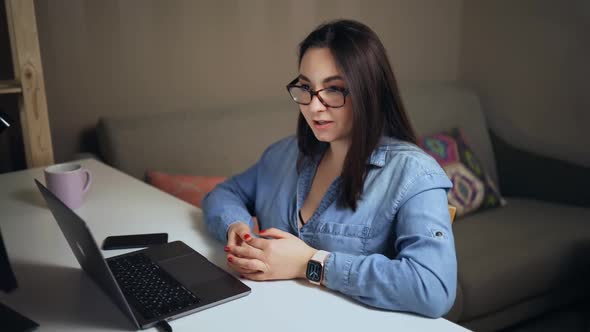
435, 231, 444, 237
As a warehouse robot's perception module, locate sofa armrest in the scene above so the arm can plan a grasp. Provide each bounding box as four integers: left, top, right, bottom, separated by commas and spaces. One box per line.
490, 130, 589, 207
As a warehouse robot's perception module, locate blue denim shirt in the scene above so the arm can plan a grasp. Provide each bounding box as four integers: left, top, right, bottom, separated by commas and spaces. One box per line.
202, 136, 456, 318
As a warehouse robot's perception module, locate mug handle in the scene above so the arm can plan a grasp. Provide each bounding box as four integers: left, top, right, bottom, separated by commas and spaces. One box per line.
82, 169, 92, 194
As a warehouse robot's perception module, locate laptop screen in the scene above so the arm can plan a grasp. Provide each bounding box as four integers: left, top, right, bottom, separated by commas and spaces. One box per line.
35, 179, 139, 328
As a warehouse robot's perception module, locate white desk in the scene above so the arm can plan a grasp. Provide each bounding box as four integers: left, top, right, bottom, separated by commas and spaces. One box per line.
0, 159, 469, 332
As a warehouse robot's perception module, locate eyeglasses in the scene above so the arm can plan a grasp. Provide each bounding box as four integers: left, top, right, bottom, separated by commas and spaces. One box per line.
286, 78, 350, 108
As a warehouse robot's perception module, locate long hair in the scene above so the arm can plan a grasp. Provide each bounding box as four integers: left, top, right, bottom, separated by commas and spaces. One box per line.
296, 19, 417, 211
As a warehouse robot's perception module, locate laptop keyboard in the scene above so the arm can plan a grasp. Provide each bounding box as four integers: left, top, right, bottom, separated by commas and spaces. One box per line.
107, 253, 200, 320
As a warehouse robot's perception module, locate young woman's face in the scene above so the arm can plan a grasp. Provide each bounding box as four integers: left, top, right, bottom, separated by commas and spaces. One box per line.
298, 48, 353, 144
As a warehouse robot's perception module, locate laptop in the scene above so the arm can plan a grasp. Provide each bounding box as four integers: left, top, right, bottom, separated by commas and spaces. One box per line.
34, 179, 250, 330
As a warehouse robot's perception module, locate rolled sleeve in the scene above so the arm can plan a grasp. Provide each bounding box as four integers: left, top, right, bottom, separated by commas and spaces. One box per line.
322, 172, 457, 318
323, 252, 356, 293
202, 136, 297, 243
202, 163, 258, 243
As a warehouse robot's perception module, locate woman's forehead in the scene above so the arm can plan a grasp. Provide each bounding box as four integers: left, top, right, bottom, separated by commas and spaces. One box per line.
299, 48, 343, 82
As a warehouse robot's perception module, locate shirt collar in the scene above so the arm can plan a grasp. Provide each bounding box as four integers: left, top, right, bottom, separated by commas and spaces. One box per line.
367, 147, 386, 167
367, 136, 395, 167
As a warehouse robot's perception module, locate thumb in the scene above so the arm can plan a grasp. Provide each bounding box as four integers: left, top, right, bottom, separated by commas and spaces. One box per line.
258, 227, 290, 239
234, 224, 253, 242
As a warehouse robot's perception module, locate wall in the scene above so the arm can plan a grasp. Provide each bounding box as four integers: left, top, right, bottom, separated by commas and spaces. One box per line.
460, 0, 590, 167
33, 0, 463, 162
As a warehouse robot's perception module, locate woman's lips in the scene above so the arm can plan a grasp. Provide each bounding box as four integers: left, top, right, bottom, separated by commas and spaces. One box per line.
313, 120, 334, 129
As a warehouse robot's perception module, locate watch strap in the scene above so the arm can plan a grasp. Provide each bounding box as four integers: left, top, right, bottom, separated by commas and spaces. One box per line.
308, 250, 330, 285
311, 250, 330, 265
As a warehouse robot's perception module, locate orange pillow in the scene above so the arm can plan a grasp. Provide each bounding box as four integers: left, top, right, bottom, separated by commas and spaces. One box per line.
146, 170, 226, 208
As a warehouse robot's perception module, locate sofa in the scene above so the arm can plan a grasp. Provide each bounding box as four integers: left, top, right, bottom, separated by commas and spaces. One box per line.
95, 81, 590, 331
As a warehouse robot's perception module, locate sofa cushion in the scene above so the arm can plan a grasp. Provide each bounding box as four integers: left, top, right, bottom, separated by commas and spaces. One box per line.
146, 170, 226, 208
418, 127, 505, 218
452, 198, 590, 322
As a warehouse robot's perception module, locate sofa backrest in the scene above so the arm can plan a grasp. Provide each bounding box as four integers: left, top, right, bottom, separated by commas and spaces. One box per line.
97, 100, 299, 179
97, 81, 498, 185
401, 81, 498, 185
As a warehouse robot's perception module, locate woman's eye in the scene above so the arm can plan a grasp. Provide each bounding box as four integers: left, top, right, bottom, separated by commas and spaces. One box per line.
329, 86, 345, 92
301, 84, 311, 90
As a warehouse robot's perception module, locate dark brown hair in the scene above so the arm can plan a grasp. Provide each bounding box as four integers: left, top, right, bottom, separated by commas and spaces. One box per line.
296, 19, 417, 211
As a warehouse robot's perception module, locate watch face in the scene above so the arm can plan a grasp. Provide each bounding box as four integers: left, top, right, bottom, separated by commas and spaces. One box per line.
306, 260, 322, 283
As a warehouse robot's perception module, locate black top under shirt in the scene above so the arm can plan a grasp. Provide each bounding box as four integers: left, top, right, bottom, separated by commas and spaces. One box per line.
298, 210, 306, 225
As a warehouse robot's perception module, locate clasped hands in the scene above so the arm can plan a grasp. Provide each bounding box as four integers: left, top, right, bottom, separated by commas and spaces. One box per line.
224, 222, 317, 281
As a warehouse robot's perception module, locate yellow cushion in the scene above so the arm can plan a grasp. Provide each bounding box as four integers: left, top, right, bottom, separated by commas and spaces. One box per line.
449, 205, 457, 224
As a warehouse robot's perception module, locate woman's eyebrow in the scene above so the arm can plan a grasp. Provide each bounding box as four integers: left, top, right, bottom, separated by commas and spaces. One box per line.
323, 75, 344, 83
297, 74, 311, 82
297, 74, 344, 83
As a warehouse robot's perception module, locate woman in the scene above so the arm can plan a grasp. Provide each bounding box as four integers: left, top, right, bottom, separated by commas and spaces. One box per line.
202, 19, 456, 318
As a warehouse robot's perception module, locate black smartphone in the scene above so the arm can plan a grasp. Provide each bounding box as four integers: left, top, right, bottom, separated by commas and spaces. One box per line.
101, 233, 168, 250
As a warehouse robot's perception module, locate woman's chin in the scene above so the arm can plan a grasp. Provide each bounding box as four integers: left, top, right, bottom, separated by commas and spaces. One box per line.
312, 133, 336, 143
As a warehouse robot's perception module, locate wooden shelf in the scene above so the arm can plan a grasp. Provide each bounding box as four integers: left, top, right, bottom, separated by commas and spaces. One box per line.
4, 0, 54, 167
0, 80, 22, 94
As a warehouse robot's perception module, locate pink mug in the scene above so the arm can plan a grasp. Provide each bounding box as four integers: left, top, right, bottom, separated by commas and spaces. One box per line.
44, 163, 92, 209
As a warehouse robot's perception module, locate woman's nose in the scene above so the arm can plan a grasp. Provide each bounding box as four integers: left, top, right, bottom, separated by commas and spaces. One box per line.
308, 94, 327, 113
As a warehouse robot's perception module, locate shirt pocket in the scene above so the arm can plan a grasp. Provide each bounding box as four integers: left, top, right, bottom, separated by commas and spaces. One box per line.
314, 221, 369, 255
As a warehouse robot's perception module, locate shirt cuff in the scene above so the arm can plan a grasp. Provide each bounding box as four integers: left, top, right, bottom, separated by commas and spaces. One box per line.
323, 251, 356, 293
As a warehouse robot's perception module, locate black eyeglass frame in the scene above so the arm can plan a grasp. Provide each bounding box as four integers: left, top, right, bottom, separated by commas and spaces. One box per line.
285, 78, 350, 108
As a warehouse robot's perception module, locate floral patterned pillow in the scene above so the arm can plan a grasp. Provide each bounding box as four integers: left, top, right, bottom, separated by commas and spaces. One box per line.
418, 128, 506, 218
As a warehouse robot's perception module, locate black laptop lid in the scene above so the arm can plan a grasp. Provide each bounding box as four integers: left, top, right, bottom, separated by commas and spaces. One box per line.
34, 179, 140, 328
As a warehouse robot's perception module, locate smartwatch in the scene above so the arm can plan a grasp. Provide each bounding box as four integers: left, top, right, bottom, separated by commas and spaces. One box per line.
306, 250, 330, 285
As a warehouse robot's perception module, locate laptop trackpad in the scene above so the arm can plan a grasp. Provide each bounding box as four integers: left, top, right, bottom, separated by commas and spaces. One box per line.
158, 254, 228, 287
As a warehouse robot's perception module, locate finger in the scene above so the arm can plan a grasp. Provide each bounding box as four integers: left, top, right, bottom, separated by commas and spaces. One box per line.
227, 262, 259, 275
234, 226, 252, 242
227, 254, 268, 273
258, 227, 290, 239
246, 237, 270, 250
227, 260, 261, 275
225, 251, 259, 274
227, 230, 238, 247
224, 243, 247, 258
228, 244, 263, 260
240, 271, 267, 281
